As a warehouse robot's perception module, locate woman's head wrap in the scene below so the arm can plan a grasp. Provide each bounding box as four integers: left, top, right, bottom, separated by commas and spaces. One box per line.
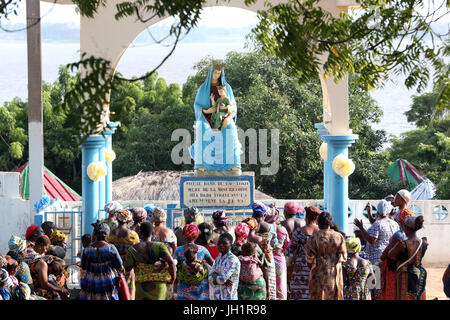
397, 189, 411, 204
15, 282, 31, 300
305, 206, 321, 221
0, 268, 8, 284
235, 222, 250, 246
184, 207, 200, 221
144, 203, 156, 220
104, 201, 123, 215
50, 230, 67, 244
0, 255, 7, 268
182, 224, 200, 240
284, 201, 303, 215
252, 201, 269, 215
131, 207, 147, 222
25, 224, 39, 241
396, 208, 415, 224
212, 210, 227, 224
264, 205, 280, 224
150, 207, 167, 224
377, 199, 394, 217
116, 209, 133, 223
8, 235, 27, 253
92, 221, 110, 238
243, 217, 257, 230
345, 237, 362, 254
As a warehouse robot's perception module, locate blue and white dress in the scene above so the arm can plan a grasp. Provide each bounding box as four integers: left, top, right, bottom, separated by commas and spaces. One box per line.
208, 251, 241, 300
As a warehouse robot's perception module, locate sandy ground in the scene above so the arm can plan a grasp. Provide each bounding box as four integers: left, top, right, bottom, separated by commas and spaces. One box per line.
424, 266, 448, 300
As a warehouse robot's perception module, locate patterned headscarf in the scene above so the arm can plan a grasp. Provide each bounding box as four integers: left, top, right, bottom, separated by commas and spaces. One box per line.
264, 205, 280, 224
104, 201, 123, 215
8, 235, 27, 253
396, 208, 415, 224
377, 199, 394, 217
397, 189, 411, 204
0, 255, 7, 269
212, 210, 227, 224
131, 207, 147, 222
50, 230, 68, 244
25, 224, 39, 241
184, 207, 200, 221
144, 203, 156, 220
182, 224, 200, 240
252, 201, 269, 215
235, 222, 250, 246
150, 207, 167, 224
0, 268, 8, 284
116, 209, 133, 223
243, 217, 257, 230
345, 237, 362, 254
15, 282, 31, 300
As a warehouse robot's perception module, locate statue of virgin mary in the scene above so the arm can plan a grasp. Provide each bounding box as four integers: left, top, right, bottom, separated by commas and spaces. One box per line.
189, 60, 242, 176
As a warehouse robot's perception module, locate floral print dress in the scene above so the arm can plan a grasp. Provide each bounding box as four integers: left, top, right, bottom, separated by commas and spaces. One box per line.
342, 259, 372, 300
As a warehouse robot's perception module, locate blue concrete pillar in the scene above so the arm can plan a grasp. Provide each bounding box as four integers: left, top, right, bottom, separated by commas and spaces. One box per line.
315, 123, 330, 210
103, 122, 120, 215
98, 139, 106, 220
82, 135, 105, 235
322, 134, 358, 234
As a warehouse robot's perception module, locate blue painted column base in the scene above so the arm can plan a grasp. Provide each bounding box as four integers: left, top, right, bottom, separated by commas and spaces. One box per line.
322, 134, 358, 234
102, 122, 120, 220
81, 135, 106, 235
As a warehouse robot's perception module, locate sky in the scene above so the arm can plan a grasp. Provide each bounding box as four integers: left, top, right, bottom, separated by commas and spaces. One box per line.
3, 1, 260, 28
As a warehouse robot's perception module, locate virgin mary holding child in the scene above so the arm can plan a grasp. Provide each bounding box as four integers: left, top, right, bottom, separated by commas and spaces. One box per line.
190, 60, 242, 176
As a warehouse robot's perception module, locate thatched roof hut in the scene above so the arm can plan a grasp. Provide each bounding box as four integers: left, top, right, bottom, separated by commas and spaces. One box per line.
112, 170, 274, 201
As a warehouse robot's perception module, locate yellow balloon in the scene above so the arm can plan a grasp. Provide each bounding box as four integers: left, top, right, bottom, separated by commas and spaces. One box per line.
319, 142, 327, 161
87, 162, 107, 182
332, 154, 355, 178
105, 149, 116, 162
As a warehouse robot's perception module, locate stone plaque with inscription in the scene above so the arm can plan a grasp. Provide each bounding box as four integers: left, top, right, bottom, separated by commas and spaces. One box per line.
180, 173, 254, 209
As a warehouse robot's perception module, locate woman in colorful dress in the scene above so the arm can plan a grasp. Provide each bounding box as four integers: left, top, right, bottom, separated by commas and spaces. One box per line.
304, 211, 347, 300
124, 222, 177, 300
80, 221, 123, 300
151, 207, 177, 255
265, 205, 290, 300
49, 230, 68, 249
174, 224, 214, 300
388, 215, 427, 300
342, 237, 373, 300
233, 222, 267, 300
130, 207, 148, 238
285, 205, 320, 300
196, 222, 220, 260
209, 233, 241, 300
8, 235, 33, 289
24, 225, 45, 266
103, 201, 123, 231
107, 209, 140, 299
379, 195, 415, 300
175, 206, 200, 246
252, 201, 278, 300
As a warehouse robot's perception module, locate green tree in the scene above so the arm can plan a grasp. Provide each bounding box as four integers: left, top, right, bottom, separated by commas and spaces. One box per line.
405, 93, 439, 127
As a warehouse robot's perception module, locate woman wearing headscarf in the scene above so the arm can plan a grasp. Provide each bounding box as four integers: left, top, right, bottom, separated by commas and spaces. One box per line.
354, 199, 400, 299
251, 201, 278, 300
196, 222, 219, 260
8, 235, 33, 288
379, 200, 415, 300
388, 215, 427, 300
130, 207, 148, 237
342, 237, 374, 300
29, 235, 69, 300
173, 224, 214, 300
103, 201, 123, 231
281, 201, 305, 242
107, 209, 139, 299
304, 212, 347, 300
175, 206, 200, 246
285, 205, 320, 300
80, 221, 123, 300
123, 222, 177, 300
150, 208, 177, 256
50, 230, 68, 249
265, 204, 290, 300
232, 221, 267, 300
211, 210, 235, 245
190, 60, 241, 175
24, 224, 44, 265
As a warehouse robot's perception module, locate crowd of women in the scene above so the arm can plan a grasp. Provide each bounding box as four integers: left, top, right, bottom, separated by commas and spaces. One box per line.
1, 189, 449, 301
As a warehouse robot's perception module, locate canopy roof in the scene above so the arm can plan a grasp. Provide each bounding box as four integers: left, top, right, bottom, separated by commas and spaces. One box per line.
16, 162, 81, 201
